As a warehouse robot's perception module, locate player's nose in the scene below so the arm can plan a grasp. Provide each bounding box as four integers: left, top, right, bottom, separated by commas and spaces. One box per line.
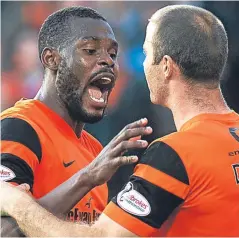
97, 52, 115, 68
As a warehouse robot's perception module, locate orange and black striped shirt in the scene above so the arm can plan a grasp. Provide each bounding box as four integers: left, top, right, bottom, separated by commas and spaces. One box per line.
104, 112, 239, 236
1, 99, 108, 223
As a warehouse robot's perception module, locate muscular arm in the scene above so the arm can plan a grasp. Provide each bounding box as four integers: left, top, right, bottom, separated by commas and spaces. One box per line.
38, 167, 93, 216
1, 118, 152, 236
1, 118, 95, 236
1, 141, 189, 237
1, 162, 94, 237
1, 183, 134, 237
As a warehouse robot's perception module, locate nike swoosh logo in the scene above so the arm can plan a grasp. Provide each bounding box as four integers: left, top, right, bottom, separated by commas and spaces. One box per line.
63, 160, 75, 167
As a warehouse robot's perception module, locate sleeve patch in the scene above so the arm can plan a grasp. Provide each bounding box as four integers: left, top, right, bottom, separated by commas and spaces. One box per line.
0, 165, 16, 181
112, 175, 184, 228
116, 182, 151, 217
1, 153, 34, 190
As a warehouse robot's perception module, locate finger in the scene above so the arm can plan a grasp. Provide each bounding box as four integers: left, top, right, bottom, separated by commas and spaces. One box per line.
111, 118, 148, 143
129, 135, 141, 142
113, 156, 139, 167
112, 140, 148, 157
113, 126, 153, 145
123, 118, 148, 130
17, 183, 30, 192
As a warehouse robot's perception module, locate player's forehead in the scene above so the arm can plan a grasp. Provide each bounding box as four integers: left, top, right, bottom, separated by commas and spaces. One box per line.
71, 17, 117, 44
143, 22, 157, 51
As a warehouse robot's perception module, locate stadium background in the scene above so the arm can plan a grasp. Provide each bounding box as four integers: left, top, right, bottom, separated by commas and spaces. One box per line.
1, 1, 239, 200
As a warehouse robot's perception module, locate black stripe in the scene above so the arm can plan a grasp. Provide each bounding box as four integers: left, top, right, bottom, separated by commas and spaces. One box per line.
1, 118, 42, 162
139, 141, 189, 185
112, 175, 184, 228
1, 153, 34, 191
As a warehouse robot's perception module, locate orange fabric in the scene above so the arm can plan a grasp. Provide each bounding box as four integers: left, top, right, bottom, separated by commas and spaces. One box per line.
104, 202, 158, 237
134, 164, 189, 199
105, 112, 239, 236
1, 99, 107, 223
1, 141, 39, 172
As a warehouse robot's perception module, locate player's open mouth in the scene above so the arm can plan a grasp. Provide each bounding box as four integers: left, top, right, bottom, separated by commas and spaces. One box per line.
87, 72, 115, 106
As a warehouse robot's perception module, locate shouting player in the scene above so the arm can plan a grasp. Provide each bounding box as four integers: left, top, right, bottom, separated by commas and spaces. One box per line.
0, 6, 152, 237
1, 4, 239, 237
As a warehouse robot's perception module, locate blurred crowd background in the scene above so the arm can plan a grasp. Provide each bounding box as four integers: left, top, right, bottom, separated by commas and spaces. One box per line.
1, 1, 239, 199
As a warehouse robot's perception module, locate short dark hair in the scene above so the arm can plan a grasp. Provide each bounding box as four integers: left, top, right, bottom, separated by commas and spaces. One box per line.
150, 5, 228, 82
38, 6, 107, 60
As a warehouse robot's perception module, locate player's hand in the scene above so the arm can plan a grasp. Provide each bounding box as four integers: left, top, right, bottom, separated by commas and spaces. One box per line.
86, 118, 152, 187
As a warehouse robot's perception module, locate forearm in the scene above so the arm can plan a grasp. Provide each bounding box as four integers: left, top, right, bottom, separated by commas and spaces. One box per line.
8, 193, 105, 237
37, 167, 93, 216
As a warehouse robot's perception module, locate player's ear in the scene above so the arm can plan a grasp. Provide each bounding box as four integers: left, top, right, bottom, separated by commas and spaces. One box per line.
162, 55, 173, 80
41, 48, 61, 71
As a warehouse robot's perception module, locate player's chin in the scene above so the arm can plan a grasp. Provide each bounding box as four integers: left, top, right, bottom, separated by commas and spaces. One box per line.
84, 110, 105, 124
81, 104, 106, 124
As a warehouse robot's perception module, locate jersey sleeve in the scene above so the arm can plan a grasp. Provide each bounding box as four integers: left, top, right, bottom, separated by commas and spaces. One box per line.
1, 117, 42, 191
103, 141, 190, 237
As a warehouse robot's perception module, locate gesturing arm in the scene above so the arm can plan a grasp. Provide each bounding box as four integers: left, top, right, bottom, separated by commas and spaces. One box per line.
1, 139, 189, 237
35, 117, 153, 216
1, 182, 134, 237
1, 117, 152, 236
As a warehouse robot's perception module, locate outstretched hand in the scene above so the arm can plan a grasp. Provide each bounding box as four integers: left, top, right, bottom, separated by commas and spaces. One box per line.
86, 118, 152, 186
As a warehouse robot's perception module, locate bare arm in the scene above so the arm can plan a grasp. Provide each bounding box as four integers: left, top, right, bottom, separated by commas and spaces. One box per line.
1, 182, 135, 237
0, 170, 91, 237
1, 170, 92, 237
1, 118, 152, 236
37, 167, 92, 216
39, 117, 152, 216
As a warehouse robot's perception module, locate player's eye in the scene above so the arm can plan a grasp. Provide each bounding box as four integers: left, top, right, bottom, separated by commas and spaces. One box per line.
110, 53, 117, 60
84, 49, 97, 55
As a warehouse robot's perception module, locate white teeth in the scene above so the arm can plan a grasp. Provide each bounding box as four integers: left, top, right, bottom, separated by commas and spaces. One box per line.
90, 96, 104, 103
101, 77, 111, 84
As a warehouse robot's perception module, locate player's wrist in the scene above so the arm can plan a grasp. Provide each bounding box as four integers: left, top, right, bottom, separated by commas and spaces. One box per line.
77, 166, 96, 189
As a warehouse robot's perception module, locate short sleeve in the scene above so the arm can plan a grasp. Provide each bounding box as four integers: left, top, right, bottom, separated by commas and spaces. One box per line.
103, 141, 190, 236
1, 117, 42, 191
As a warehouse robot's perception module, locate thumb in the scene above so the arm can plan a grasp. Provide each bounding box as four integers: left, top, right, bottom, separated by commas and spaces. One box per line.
17, 183, 30, 192
114, 156, 138, 167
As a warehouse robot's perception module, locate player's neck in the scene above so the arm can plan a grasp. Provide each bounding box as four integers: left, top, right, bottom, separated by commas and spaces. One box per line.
168, 84, 231, 131
35, 79, 84, 138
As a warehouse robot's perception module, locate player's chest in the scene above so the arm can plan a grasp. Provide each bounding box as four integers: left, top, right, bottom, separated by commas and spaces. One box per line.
33, 138, 96, 197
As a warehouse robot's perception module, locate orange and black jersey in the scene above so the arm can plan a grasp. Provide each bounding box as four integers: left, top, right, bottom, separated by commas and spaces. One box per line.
1, 99, 108, 223
104, 112, 239, 236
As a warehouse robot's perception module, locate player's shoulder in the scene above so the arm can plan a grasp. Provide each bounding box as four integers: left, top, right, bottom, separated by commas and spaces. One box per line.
1, 99, 43, 146
137, 132, 190, 187
140, 131, 195, 174
140, 132, 186, 166
157, 130, 193, 142
1, 99, 39, 123
150, 131, 193, 152
1, 100, 42, 163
